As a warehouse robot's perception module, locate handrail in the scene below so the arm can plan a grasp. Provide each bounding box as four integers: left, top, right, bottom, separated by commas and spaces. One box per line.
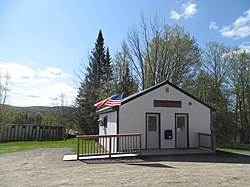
76, 133, 141, 160
76, 133, 141, 139
198, 133, 215, 151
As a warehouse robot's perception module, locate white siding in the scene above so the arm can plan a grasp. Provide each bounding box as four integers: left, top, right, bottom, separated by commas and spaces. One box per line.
99, 111, 117, 135
119, 83, 211, 149
98, 111, 117, 153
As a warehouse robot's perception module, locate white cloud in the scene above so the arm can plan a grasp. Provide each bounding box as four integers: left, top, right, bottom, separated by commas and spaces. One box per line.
183, 3, 197, 18
220, 8, 250, 39
170, 10, 181, 20
239, 42, 250, 53
209, 21, 218, 30
0, 62, 76, 106
170, 2, 197, 20
0, 62, 36, 83
38, 67, 71, 79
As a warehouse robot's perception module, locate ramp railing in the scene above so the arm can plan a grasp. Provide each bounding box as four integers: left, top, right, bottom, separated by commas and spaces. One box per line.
198, 133, 216, 151
76, 133, 141, 160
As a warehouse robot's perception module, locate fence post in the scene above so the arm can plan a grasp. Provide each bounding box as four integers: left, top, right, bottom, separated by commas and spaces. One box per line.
212, 133, 216, 151
109, 136, 112, 159
139, 134, 142, 157
198, 133, 200, 149
77, 137, 80, 160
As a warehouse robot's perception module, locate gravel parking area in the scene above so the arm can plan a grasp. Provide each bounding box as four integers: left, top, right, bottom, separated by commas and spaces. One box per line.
0, 148, 250, 187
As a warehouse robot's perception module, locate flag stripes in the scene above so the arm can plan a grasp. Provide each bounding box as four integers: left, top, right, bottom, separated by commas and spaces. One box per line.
94, 94, 123, 110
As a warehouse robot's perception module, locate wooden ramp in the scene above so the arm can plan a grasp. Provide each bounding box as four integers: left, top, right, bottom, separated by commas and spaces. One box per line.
142, 148, 215, 156
63, 153, 139, 161
63, 149, 214, 161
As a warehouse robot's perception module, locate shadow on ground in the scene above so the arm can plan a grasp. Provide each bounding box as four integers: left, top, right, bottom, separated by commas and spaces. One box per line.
81, 151, 250, 166
142, 151, 250, 164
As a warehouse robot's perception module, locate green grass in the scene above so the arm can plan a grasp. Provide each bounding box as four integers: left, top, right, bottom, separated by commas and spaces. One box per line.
0, 138, 77, 154
217, 144, 250, 153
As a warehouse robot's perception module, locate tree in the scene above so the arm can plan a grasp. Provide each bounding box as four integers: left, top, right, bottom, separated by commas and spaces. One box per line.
113, 42, 138, 97
201, 42, 234, 144
51, 93, 75, 138
0, 70, 12, 124
97, 47, 115, 99
227, 50, 250, 143
75, 30, 112, 134
126, 14, 201, 89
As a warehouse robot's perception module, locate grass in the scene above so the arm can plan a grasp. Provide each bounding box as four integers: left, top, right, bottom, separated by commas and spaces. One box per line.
217, 144, 250, 153
0, 138, 77, 154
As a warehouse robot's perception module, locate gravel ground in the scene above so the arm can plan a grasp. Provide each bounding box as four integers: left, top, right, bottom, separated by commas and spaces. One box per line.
0, 148, 250, 187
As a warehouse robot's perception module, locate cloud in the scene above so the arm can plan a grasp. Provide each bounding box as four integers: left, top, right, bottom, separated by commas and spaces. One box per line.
0, 62, 76, 106
170, 2, 197, 20
170, 11, 181, 20
239, 42, 250, 53
0, 62, 36, 83
183, 3, 197, 18
38, 67, 71, 79
209, 21, 218, 30
220, 8, 250, 39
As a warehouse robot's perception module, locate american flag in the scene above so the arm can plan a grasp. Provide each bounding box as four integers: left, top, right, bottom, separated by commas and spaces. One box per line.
94, 94, 123, 110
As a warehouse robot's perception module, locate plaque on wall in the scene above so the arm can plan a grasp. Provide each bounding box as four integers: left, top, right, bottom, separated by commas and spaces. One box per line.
153, 100, 182, 108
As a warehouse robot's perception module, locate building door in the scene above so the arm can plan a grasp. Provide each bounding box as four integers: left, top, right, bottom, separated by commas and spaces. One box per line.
176, 114, 188, 148
146, 113, 160, 149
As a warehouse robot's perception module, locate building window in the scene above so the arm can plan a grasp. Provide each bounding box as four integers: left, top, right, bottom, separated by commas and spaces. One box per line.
103, 116, 108, 128
148, 116, 157, 131
98, 116, 108, 128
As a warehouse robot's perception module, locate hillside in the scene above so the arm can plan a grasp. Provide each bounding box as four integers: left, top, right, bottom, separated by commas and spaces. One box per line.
5, 105, 52, 114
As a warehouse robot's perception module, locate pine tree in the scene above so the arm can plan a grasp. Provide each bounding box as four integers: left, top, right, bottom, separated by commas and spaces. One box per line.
97, 47, 115, 99
113, 42, 138, 97
75, 30, 111, 134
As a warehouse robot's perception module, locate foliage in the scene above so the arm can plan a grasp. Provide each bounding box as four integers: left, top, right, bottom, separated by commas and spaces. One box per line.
0, 71, 12, 125
183, 42, 250, 145
113, 42, 138, 97
70, 15, 249, 146
126, 14, 201, 89
75, 30, 113, 134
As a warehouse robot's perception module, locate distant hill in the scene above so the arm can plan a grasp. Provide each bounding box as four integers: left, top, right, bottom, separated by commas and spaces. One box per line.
4, 105, 74, 114
5, 105, 52, 114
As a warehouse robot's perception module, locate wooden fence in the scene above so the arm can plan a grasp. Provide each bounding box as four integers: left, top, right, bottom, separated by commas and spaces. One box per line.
76, 133, 141, 160
0, 124, 64, 142
198, 133, 216, 151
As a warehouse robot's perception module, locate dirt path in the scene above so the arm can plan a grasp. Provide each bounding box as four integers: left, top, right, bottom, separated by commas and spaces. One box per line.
0, 148, 250, 187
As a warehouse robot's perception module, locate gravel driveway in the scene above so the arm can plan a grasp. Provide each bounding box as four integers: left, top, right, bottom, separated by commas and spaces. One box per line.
0, 148, 250, 187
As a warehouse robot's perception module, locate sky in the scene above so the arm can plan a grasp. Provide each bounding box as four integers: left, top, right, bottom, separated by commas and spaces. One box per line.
0, 0, 249, 107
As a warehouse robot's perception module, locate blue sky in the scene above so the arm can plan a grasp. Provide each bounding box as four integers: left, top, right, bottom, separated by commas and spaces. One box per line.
0, 0, 249, 106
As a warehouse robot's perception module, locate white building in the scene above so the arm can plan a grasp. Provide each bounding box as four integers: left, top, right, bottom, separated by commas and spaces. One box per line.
98, 80, 214, 150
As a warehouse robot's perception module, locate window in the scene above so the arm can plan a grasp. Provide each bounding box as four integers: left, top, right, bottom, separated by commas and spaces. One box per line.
177, 116, 185, 132
103, 116, 108, 128
98, 116, 108, 128
148, 116, 157, 131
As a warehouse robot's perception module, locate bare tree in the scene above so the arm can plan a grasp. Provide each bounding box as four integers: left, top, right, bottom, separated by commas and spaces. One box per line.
0, 70, 12, 124
51, 93, 75, 139
126, 14, 201, 89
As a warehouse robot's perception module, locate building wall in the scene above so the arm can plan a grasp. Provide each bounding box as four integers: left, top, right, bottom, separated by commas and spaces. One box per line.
119, 83, 211, 149
98, 111, 117, 153
99, 111, 117, 135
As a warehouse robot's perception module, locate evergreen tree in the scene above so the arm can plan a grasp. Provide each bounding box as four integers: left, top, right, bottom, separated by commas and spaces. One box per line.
113, 42, 138, 97
97, 47, 115, 99
75, 30, 112, 134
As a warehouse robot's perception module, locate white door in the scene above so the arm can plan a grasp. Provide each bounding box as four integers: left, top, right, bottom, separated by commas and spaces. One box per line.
176, 114, 188, 148
146, 113, 160, 149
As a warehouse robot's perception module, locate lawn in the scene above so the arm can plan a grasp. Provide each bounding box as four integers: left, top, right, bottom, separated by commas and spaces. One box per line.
0, 138, 77, 154
217, 144, 250, 153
